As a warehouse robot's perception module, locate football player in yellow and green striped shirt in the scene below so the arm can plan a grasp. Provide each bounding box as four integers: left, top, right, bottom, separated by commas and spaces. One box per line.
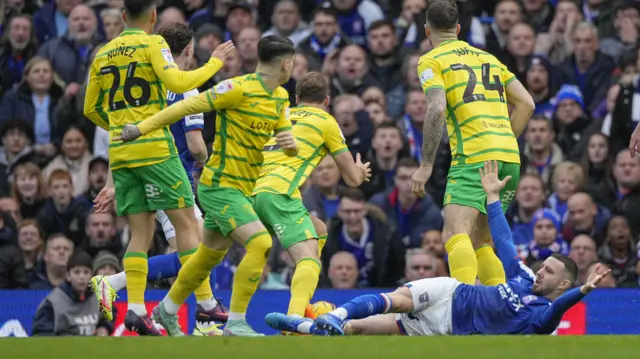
115, 35, 300, 337
410, 1, 534, 288
255, 72, 371, 334
83, 0, 232, 335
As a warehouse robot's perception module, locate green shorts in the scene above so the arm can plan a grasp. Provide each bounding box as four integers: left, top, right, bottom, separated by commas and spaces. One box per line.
113, 157, 194, 216
253, 192, 317, 249
198, 185, 260, 236
444, 161, 520, 214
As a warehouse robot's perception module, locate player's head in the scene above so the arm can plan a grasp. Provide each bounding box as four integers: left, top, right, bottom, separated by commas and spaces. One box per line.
257, 35, 296, 84
295, 72, 329, 107
532, 254, 578, 298
424, 0, 460, 40
157, 23, 195, 70
123, 0, 158, 28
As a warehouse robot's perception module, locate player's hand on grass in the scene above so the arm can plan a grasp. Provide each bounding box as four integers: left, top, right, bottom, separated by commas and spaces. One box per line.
113, 124, 142, 142
355, 153, 372, 183
94, 186, 115, 213
211, 41, 235, 62
580, 263, 612, 294
411, 164, 433, 198
479, 160, 511, 198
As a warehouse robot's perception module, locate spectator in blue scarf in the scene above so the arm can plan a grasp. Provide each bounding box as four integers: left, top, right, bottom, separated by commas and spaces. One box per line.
523, 208, 569, 265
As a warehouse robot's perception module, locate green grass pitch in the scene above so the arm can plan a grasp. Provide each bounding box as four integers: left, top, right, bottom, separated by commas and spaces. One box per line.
1, 336, 636, 359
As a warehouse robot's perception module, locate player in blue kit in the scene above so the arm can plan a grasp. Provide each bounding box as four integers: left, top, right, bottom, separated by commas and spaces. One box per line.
271, 160, 610, 336
91, 23, 227, 335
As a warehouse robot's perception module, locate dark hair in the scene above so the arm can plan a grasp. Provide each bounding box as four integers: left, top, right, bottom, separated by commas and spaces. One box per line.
157, 22, 194, 55
258, 35, 295, 63
124, 0, 157, 20
312, 7, 338, 22
0, 119, 35, 143
425, 0, 459, 31
550, 253, 578, 285
368, 19, 395, 33
374, 122, 401, 136
397, 157, 419, 170
67, 250, 93, 272
580, 131, 612, 182
296, 72, 328, 103
528, 114, 553, 130
339, 187, 366, 203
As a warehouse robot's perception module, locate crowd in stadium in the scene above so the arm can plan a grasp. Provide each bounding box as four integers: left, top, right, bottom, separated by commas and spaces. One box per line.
0, 0, 638, 319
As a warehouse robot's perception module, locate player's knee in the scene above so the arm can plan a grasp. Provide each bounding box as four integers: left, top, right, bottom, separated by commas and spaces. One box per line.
388, 287, 415, 313
246, 232, 272, 259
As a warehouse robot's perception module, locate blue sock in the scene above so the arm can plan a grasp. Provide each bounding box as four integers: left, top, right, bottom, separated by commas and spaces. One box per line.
147, 252, 181, 281
338, 294, 391, 320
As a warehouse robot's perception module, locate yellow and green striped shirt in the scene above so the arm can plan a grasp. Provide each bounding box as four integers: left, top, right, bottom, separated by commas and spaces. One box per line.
199, 73, 292, 196
253, 105, 348, 199
84, 28, 222, 170
417, 40, 520, 165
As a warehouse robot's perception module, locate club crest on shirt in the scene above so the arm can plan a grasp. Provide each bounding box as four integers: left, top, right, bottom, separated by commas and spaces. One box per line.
523, 295, 538, 304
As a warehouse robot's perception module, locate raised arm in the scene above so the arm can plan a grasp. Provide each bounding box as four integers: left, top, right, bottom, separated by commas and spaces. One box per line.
149, 38, 233, 94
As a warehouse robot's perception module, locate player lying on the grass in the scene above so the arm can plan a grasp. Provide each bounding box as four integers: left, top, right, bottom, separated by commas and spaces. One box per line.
83, 0, 234, 335
90, 23, 227, 336
273, 160, 610, 336
114, 35, 301, 337
247, 72, 371, 332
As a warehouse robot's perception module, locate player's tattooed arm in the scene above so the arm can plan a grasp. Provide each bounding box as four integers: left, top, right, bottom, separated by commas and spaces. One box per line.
421, 88, 446, 165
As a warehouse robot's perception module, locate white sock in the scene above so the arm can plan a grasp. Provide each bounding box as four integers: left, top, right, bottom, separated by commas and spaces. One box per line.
297, 320, 313, 334
128, 303, 147, 316
228, 312, 246, 321
332, 308, 348, 320
162, 296, 181, 315
106, 272, 127, 292
197, 297, 218, 311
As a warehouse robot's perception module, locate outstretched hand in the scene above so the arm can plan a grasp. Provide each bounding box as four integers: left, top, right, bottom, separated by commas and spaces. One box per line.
112, 124, 141, 142
355, 153, 372, 183
580, 263, 612, 294
94, 186, 115, 213
479, 160, 511, 198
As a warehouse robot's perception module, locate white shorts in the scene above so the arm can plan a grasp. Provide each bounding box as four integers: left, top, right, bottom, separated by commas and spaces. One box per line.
396, 277, 461, 336
156, 201, 203, 241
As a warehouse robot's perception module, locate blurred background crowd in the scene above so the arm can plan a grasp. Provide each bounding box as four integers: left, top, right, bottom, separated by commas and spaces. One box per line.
0, 0, 638, 319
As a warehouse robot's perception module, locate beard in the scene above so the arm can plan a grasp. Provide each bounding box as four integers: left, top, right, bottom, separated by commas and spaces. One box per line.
9, 38, 28, 51
373, 49, 394, 61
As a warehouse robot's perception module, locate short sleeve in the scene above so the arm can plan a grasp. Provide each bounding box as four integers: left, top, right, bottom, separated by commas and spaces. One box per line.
204, 79, 243, 111
324, 119, 349, 156
181, 89, 204, 132
148, 35, 179, 71
502, 64, 517, 87
274, 100, 292, 133
417, 56, 445, 94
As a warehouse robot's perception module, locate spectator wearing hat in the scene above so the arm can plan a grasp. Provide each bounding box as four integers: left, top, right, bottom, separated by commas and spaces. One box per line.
552, 84, 594, 161
263, 0, 311, 47
75, 156, 107, 208
526, 55, 561, 119
522, 208, 569, 265
93, 250, 121, 276
560, 22, 615, 114
598, 215, 639, 287
32, 250, 115, 336
0, 14, 39, 99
